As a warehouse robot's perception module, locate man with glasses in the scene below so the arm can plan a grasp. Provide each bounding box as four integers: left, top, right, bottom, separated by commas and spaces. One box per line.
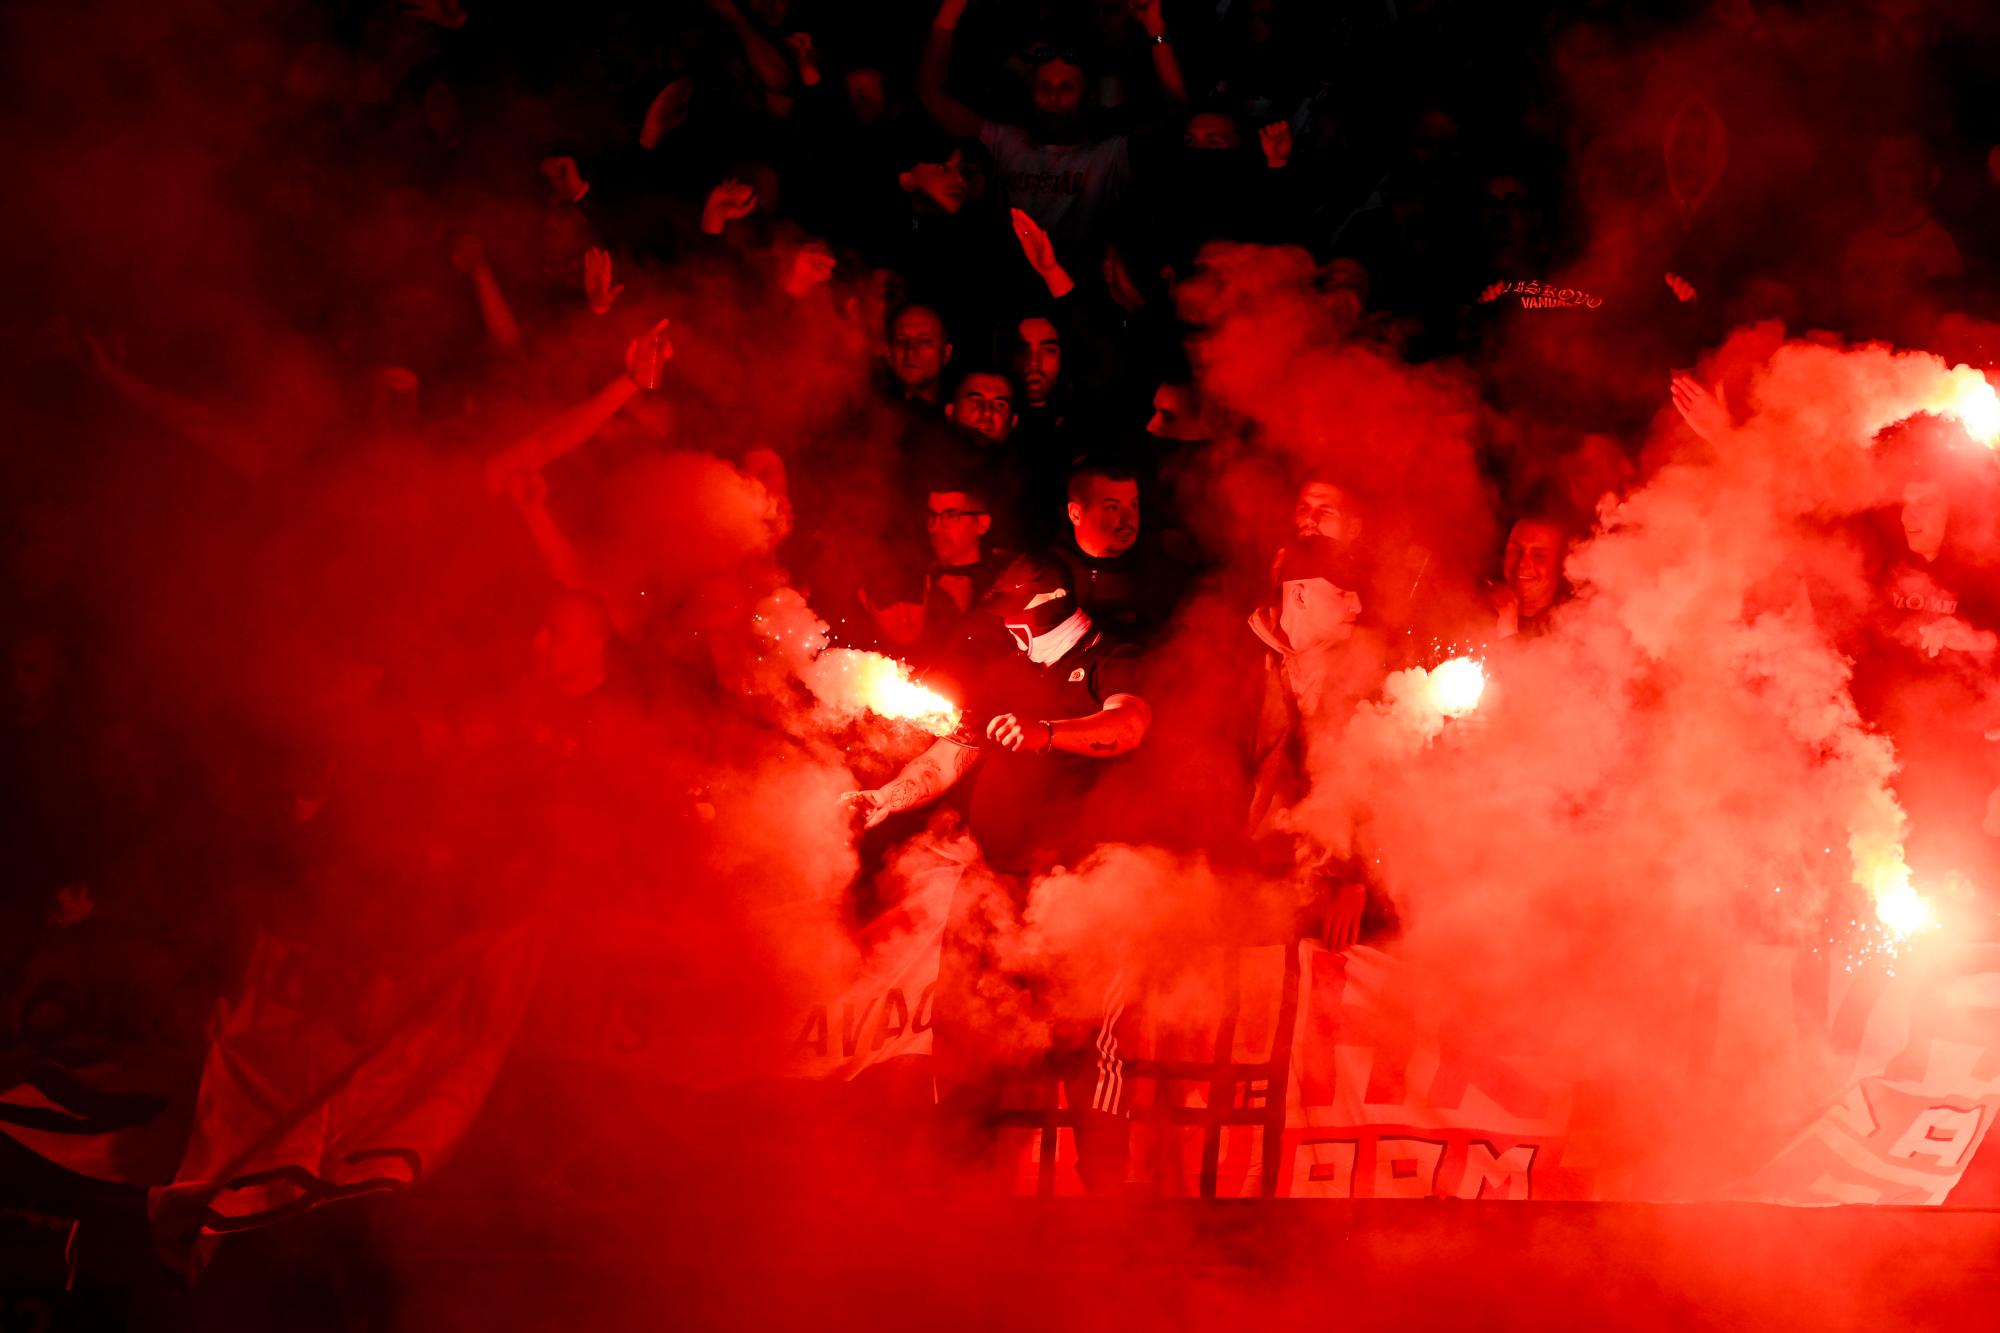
921, 482, 1012, 658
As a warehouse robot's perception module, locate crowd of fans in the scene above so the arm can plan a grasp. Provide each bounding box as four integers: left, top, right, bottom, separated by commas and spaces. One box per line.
8, 0, 2000, 1190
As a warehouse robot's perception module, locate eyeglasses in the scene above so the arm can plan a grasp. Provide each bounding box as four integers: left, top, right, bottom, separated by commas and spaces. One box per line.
928, 509, 987, 524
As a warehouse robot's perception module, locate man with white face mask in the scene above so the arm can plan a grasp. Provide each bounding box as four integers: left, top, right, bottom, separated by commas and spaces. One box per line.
844, 552, 1151, 1190
846, 552, 1150, 872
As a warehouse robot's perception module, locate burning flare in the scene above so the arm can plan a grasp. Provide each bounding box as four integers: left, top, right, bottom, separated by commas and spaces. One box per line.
1862, 863, 1936, 941
1926, 364, 2000, 448
752, 589, 962, 736
813, 649, 962, 736
1368, 655, 1488, 751
1427, 656, 1487, 718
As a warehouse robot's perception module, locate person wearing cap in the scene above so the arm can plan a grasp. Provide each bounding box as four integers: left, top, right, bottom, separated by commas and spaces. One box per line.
846, 551, 1150, 863
1248, 479, 1392, 950
844, 552, 1151, 1189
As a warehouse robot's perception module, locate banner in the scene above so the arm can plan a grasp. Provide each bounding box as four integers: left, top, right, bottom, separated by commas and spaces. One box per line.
1, 932, 204, 1186
1277, 944, 1573, 1200
785, 857, 958, 1080
1742, 943, 2000, 1205
147, 921, 544, 1273
1004, 939, 2000, 1201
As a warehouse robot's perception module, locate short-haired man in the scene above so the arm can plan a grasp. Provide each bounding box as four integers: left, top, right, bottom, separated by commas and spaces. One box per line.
1010, 314, 1073, 543
1055, 458, 1186, 646
1495, 515, 1570, 639
943, 366, 1017, 444
885, 303, 953, 407
919, 481, 1011, 657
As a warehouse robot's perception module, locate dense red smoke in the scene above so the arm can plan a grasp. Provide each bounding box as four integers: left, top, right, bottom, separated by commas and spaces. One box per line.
6, 0, 2000, 1325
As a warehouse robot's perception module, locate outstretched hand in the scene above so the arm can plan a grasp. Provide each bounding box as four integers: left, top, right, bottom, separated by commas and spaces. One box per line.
624, 317, 674, 389
782, 240, 838, 297
1011, 208, 1074, 297
1670, 372, 1729, 442
786, 32, 822, 86
1259, 120, 1292, 170
640, 77, 695, 148
1010, 207, 1058, 275
541, 155, 589, 204
583, 247, 624, 314
703, 178, 759, 234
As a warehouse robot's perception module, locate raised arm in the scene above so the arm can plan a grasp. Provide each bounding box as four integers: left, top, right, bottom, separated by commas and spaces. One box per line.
505, 470, 589, 592
84, 334, 272, 479
917, 0, 987, 140
1130, 1, 1187, 108
503, 468, 646, 639
704, 0, 796, 97
451, 233, 525, 351
1011, 208, 1075, 299
986, 693, 1152, 757
846, 737, 982, 829
482, 319, 671, 494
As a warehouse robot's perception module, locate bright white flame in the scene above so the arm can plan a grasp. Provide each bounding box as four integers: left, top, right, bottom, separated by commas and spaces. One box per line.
1928, 364, 2000, 448
817, 649, 961, 736
1428, 656, 1486, 718
1872, 876, 1934, 939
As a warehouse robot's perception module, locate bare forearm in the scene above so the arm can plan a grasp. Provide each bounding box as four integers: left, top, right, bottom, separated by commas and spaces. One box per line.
722, 8, 796, 93
99, 362, 269, 478
485, 374, 638, 487
1048, 698, 1151, 757
520, 506, 588, 590
1147, 38, 1187, 107
877, 739, 978, 814
917, 0, 983, 137
468, 267, 524, 350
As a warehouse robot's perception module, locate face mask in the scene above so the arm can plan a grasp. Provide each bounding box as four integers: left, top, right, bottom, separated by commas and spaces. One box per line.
1009, 607, 1092, 665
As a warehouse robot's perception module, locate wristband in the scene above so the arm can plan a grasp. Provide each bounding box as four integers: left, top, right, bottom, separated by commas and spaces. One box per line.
1039, 720, 1056, 753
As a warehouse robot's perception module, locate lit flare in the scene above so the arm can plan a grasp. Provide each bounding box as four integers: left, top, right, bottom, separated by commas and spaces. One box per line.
1928, 364, 2000, 448
1868, 869, 1935, 940
819, 649, 961, 736
1428, 656, 1486, 718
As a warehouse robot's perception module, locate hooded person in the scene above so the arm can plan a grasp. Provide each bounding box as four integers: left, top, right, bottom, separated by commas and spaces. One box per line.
1248, 482, 1398, 951
1247, 482, 1391, 848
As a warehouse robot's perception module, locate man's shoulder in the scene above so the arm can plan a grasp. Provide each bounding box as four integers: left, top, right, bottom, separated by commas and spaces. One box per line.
1068, 628, 1141, 672
981, 120, 1031, 155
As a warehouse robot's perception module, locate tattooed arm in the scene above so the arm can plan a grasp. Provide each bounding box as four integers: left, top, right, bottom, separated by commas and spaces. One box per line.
985, 694, 1152, 757
845, 738, 981, 829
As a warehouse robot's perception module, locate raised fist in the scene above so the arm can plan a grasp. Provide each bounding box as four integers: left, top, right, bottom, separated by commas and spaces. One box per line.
1259, 120, 1293, 170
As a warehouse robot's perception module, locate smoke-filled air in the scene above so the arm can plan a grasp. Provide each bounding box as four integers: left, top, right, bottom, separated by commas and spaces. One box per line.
7, 0, 2000, 1328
